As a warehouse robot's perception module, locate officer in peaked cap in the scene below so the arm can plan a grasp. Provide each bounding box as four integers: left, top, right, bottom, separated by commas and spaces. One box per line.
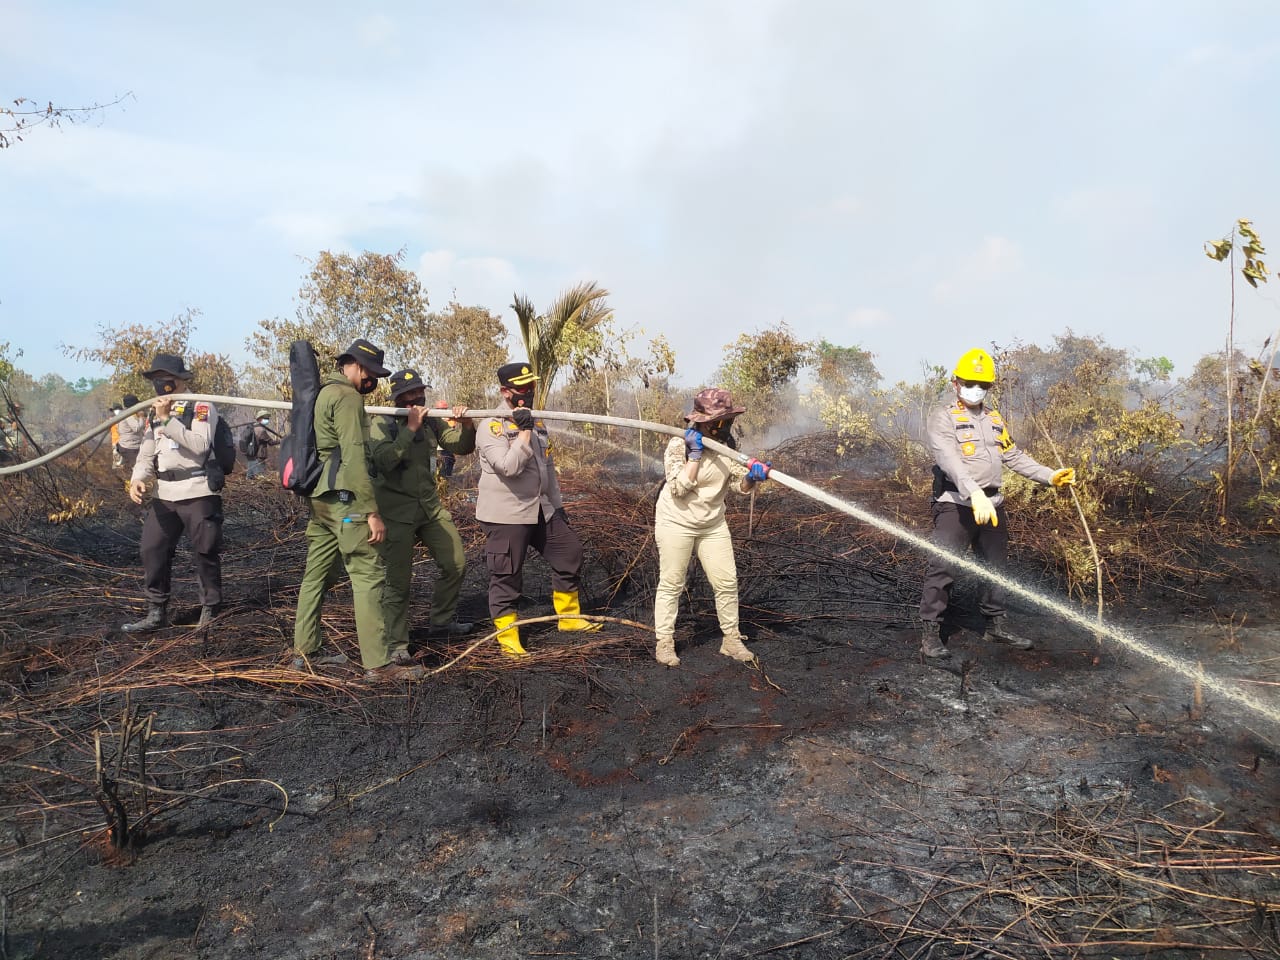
474, 361, 601, 659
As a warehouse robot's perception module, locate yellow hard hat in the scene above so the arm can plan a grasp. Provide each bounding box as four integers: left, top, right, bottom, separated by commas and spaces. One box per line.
953, 348, 995, 383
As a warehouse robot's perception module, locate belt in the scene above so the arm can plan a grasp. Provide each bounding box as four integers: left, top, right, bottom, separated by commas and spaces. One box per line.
157, 467, 207, 481
940, 480, 1000, 497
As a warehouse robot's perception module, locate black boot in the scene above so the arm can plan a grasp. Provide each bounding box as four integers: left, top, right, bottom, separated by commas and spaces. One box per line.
197, 604, 220, 627
983, 615, 1034, 650
122, 602, 167, 634
919, 620, 950, 659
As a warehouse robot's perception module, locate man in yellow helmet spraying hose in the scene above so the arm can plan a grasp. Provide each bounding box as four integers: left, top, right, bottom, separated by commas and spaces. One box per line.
918, 348, 1077, 659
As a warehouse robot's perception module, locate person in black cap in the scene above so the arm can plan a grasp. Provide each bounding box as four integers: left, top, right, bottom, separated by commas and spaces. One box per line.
123, 354, 224, 632
474, 361, 600, 658
369, 369, 477, 658
292, 338, 424, 682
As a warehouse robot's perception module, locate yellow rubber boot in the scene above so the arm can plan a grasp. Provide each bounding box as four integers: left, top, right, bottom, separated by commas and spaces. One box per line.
494, 612, 528, 659
553, 590, 602, 632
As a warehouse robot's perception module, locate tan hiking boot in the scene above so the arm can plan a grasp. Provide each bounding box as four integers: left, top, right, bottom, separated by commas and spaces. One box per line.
919, 621, 950, 659
719, 633, 755, 662
655, 636, 680, 667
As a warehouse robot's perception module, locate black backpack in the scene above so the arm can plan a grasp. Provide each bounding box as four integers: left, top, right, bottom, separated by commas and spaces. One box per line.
239, 424, 261, 459
280, 340, 323, 495
174, 402, 236, 490
211, 416, 237, 474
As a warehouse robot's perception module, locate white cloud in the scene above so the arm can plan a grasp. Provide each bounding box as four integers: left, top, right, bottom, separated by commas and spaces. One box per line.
933, 236, 1023, 303
359, 14, 399, 55
417, 249, 520, 311
845, 307, 891, 329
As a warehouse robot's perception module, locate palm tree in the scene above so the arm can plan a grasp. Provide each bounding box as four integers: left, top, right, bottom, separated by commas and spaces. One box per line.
510, 281, 612, 407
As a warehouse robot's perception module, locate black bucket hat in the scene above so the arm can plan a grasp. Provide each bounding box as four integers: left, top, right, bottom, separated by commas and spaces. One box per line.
141, 353, 194, 380
497, 362, 539, 389
388, 368, 431, 401
122, 394, 139, 408
336, 338, 391, 378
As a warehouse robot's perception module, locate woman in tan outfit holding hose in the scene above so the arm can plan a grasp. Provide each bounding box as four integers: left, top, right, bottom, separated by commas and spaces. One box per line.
652, 388, 771, 667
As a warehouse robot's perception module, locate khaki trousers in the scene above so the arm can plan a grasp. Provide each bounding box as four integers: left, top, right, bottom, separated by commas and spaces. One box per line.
653, 517, 739, 640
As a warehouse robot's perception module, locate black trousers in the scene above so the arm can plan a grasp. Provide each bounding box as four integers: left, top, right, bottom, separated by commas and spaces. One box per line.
141, 495, 223, 605
481, 508, 584, 618
918, 500, 1009, 623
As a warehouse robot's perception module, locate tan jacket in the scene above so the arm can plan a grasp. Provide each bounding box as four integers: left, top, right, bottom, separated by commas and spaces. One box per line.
655, 436, 751, 531
131, 400, 220, 501
927, 400, 1052, 506
475, 400, 563, 524
116, 414, 146, 452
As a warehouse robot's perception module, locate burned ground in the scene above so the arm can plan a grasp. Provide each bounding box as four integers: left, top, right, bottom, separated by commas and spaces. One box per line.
1, 448, 1278, 959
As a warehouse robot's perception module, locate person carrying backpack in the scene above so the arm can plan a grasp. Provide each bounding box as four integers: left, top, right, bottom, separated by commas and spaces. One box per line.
122, 354, 225, 632
243, 409, 279, 480
292, 338, 424, 682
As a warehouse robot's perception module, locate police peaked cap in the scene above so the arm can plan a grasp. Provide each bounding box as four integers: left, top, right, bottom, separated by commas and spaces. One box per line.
141, 353, 194, 380
388, 368, 431, 401
336, 338, 391, 378
497, 362, 539, 388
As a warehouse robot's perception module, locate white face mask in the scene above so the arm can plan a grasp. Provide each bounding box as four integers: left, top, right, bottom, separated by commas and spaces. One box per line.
958, 384, 989, 406
259, 419, 269, 425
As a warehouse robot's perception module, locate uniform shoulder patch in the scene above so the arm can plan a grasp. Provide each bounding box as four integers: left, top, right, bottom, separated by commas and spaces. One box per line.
489, 420, 504, 436
194, 402, 210, 422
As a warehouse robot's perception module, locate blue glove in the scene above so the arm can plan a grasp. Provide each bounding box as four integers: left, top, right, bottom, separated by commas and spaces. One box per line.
684, 427, 703, 461
746, 458, 770, 482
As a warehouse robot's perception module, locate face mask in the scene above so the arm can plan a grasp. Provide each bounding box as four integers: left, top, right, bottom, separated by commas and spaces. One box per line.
958, 384, 988, 406
403, 397, 426, 408
154, 378, 178, 396
703, 419, 732, 440
357, 377, 377, 395
259, 418, 269, 425
509, 389, 533, 408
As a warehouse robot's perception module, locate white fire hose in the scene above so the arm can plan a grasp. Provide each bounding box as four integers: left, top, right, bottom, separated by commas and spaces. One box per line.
2, 393, 1276, 729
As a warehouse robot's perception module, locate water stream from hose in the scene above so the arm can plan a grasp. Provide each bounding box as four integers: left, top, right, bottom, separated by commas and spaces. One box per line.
3, 394, 1277, 731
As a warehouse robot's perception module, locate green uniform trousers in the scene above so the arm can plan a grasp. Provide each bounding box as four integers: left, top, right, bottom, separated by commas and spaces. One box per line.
293, 494, 389, 669
379, 505, 467, 652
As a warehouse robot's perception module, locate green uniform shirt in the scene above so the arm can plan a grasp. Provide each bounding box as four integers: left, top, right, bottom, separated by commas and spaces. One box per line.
369, 412, 477, 523
311, 372, 378, 515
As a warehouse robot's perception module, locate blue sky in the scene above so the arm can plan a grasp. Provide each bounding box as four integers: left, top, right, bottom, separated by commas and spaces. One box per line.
3, 0, 1280, 390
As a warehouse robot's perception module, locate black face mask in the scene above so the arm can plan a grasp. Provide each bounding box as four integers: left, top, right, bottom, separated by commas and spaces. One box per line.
357, 377, 377, 395
509, 389, 534, 408
398, 396, 426, 408
702, 420, 732, 441
153, 378, 178, 396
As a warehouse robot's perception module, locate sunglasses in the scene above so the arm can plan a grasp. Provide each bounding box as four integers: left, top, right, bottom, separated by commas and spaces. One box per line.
957, 379, 993, 390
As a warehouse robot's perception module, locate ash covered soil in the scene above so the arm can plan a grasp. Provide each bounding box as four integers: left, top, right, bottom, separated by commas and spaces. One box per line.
2, 457, 1278, 959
